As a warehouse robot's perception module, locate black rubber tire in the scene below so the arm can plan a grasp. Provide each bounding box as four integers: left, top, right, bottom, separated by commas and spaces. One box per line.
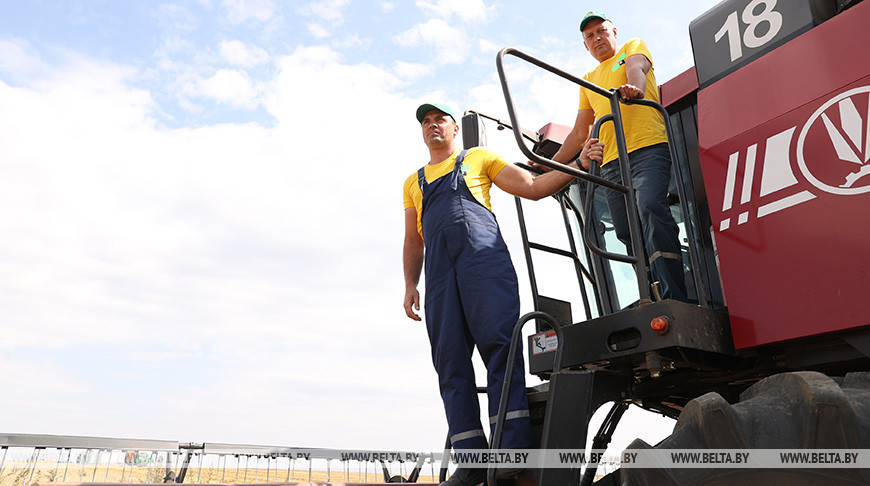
621, 371, 870, 486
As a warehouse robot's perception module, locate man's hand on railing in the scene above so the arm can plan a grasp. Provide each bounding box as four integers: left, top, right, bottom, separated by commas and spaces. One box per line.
617, 83, 644, 101
529, 137, 603, 172
527, 160, 554, 172
579, 137, 604, 170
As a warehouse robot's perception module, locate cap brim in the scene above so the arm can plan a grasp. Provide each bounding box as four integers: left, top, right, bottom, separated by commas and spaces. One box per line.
416, 103, 455, 123
580, 15, 606, 31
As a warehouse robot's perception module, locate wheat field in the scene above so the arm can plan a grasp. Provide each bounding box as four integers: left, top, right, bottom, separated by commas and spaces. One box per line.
1, 461, 439, 485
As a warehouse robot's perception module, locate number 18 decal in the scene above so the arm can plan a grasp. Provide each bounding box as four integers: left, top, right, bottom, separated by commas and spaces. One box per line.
714, 0, 784, 62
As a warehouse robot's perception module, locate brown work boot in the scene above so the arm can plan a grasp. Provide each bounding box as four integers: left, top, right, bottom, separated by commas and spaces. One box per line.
439, 466, 486, 486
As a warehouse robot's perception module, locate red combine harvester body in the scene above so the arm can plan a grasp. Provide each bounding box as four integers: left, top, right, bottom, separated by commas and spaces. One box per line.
694, 0, 870, 348
464, 0, 870, 484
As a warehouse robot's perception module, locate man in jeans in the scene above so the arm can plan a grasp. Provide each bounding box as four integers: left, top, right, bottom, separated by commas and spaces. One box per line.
548, 10, 687, 302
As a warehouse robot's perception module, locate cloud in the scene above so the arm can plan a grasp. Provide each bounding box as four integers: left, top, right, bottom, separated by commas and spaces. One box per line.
223, 0, 275, 24
395, 0, 493, 65
302, 0, 350, 24
149, 35, 276, 121
187, 68, 259, 108
478, 38, 501, 58
393, 61, 432, 82
0, 42, 450, 448
393, 19, 470, 65
155, 3, 200, 32
299, 0, 351, 40
307, 22, 332, 39
219, 39, 270, 67
0, 38, 47, 81
415, 0, 493, 23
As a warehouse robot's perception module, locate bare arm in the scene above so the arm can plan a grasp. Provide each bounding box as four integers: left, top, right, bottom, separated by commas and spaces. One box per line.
403, 207, 424, 321
617, 53, 652, 100
548, 108, 596, 170
494, 138, 603, 201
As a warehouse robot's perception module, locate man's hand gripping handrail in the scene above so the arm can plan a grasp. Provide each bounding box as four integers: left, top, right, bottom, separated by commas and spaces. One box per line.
496, 47, 644, 268
495, 47, 629, 193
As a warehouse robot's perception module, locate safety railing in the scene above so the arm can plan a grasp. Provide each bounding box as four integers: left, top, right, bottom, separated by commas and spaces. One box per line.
513, 189, 600, 321
0, 433, 439, 484
495, 47, 706, 308
487, 311, 565, 486
460, 108, 602, 320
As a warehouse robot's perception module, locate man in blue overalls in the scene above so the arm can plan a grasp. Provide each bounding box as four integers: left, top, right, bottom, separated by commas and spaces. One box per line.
403, 103, 602, 485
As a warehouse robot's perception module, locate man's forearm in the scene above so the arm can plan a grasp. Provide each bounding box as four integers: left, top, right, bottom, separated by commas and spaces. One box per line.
623, 54, 652, 96
552, 109, 594, 168
526, 160, 580, 200
402, 237, 425, 321
626, 64, 647, 94
552, 126, 590, 164
403, 241, 424, 289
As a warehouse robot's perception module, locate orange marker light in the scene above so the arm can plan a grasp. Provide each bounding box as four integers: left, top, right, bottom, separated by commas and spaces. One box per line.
651, 316, 670, 335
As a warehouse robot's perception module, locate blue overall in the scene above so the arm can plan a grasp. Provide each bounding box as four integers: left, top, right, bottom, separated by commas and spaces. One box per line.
417, 150, 533, 452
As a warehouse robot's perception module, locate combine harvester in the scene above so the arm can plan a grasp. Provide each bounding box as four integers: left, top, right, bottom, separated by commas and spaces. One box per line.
4, 0, 870, 484
470, 0, 870, 484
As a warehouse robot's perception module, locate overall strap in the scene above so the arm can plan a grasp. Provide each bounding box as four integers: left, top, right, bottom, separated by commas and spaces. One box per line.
417, 166, 426, 191
450, 149, 469, 190
417, 149, 468, 191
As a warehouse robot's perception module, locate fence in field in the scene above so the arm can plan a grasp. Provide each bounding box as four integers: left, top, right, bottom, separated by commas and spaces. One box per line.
0, 434, 444, 484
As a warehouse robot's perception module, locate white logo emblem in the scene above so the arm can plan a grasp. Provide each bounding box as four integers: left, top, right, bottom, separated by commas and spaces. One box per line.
796, 86, 870, 195
717, 85, 870, 232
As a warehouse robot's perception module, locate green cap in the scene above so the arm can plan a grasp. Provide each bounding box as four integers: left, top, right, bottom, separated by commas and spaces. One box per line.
579, 10, 611, 31
416, 103, 456, 123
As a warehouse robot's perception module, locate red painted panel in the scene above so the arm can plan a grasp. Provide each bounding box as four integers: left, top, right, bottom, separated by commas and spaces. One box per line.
698, 2, 870, 349
699, 0, 870, 150
660, 67, 698, 107
537, 122, 572, 145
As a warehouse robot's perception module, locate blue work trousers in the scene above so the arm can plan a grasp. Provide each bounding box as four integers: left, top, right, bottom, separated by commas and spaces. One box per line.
599, 143, 687, 302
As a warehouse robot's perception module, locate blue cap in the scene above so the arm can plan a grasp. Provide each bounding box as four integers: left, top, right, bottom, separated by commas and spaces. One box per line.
416, 103, 456, 123
580, 11, 611, 31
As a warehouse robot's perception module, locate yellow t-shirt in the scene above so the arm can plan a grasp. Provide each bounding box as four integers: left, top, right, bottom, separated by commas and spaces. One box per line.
403, 147, 510, 239
579, 38, 667, 165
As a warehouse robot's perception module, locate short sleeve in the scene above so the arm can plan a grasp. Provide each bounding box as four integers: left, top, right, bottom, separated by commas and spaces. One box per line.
578, 76, 593, 111
403, 172, 419, 210
482, 148, 511, 180
623, 38, 653, 66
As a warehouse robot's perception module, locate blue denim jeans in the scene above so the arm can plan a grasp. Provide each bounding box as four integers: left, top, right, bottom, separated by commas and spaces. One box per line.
599, 143, 687, 302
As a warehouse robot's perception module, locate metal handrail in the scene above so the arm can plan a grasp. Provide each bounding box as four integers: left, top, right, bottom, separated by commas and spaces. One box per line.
627, 98, 708, 306
487, 311, 565, 486
560, 189, 615, 315
497, 46, 710, 306
514, 193, 596, 322
469, 109, 603, 323
486, 48, 713, 486
494, 52, 631, 192
583, 114, 641, 265
496, 47, 651, 304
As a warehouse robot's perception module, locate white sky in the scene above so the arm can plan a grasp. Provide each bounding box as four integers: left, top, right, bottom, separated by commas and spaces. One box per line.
0, 0, 721, 454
